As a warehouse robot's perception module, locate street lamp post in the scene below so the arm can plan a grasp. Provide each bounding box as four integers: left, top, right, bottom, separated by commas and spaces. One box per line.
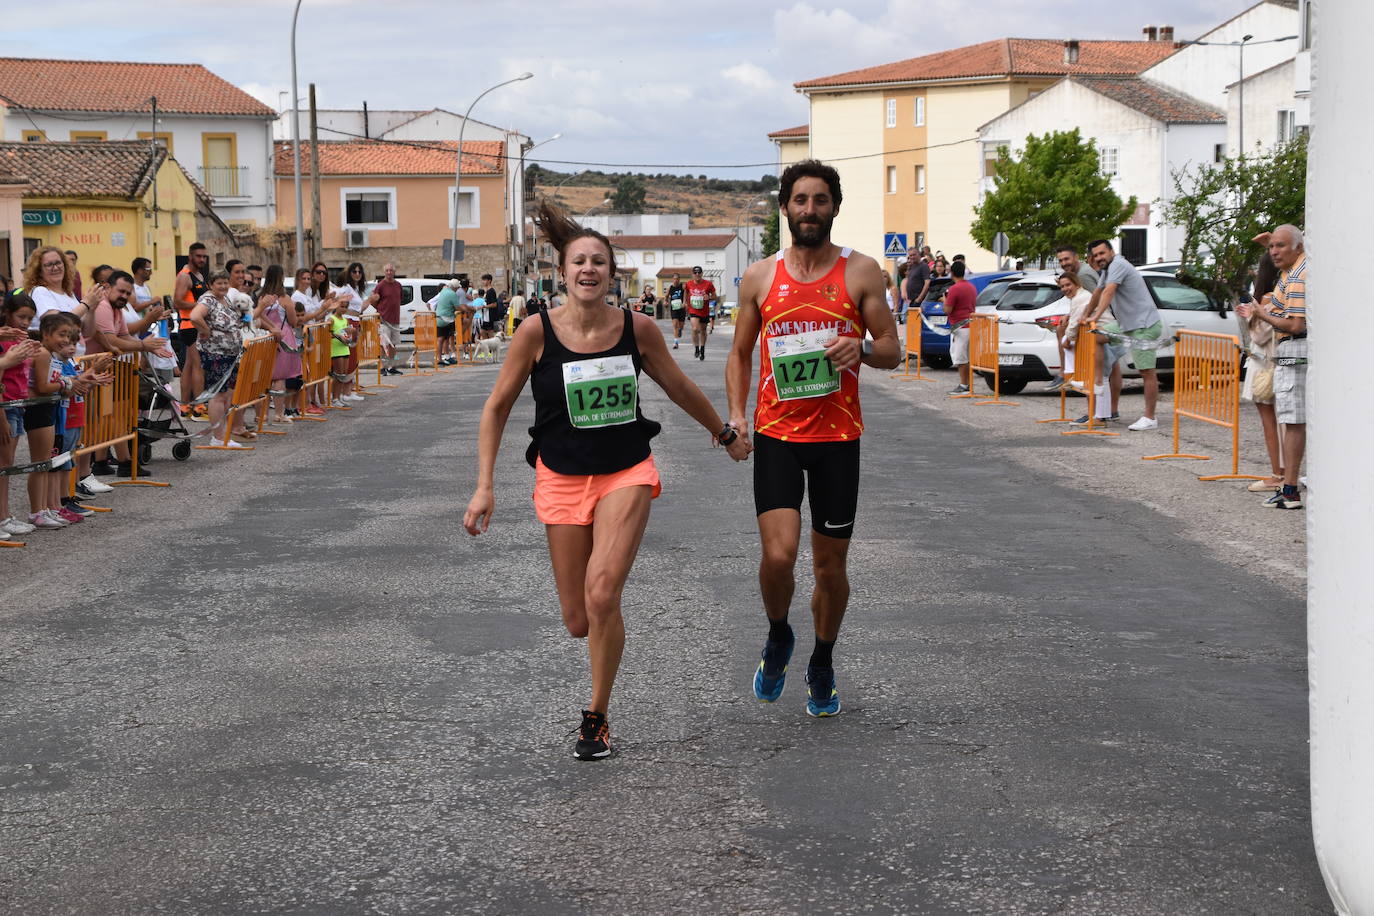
520, 133, 562, 297
448, 72, 534, 275
289, 0, 305, 270
1239, 34, 1253, 157
733, 199, 766, 270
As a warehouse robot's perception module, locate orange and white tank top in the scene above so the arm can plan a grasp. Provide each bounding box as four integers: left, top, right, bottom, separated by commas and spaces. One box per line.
754, 247, 864, 443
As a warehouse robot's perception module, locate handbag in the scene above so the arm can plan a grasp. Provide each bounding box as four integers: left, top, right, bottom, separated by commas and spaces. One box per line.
1251, 362, 1275, 401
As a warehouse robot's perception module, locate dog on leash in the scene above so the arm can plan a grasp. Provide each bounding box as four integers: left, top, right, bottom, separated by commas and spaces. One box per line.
473, 332, 508, 363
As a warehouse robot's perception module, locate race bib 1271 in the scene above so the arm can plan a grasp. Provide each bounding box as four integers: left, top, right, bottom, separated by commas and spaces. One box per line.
769, 331, 840, 401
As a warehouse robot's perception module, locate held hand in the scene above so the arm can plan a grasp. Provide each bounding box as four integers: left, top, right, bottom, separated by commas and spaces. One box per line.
463, 489, 494, 536
824, 335, 863, 372
724, 432, 753, 462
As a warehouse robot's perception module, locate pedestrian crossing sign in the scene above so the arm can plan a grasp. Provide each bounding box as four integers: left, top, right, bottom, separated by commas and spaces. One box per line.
884, 233, 908, 258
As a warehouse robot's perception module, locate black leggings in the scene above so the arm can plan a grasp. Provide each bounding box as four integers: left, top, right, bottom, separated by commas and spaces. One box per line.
753, 433, 860, 539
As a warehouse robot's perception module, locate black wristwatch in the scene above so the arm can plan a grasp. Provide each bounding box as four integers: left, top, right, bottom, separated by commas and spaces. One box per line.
718, 424, 738, 446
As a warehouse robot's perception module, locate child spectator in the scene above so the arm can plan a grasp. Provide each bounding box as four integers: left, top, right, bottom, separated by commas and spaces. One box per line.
258, 266, 301, 425
328, 296, 355, 408
1, 294, 43, 535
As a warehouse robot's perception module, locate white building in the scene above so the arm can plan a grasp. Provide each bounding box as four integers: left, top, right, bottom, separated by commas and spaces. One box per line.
1224, 0, 1313, 155
0, 58, 278, 225
603, 233, 741, 300
979, 77, 1225, 264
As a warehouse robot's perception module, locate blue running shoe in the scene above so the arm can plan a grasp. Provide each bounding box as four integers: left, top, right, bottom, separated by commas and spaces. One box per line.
753, 634, 795, 702
805, 665, 841, 717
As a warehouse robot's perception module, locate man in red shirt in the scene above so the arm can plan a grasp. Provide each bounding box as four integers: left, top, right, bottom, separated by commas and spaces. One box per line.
684, 266, 716, 361
368, 262, 404, 375
943, 261, 977, 394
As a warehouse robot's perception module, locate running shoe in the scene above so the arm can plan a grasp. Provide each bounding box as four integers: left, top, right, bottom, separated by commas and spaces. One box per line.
1127, 416, 1159, 431
2, 517, 36, 535
805, 665, 841, 717
29, 508, 64, 530
78, 475, 114, 494
574, 709, 612, 760
949, 384, 970, 395
221, 439, 249, 449
753, 632, 795, 703
61, 499, 94, 517
672, 339, 679, 349
1264, 488, 1304, 510
56, 506, 85, 524
1043, 377, 1066, 392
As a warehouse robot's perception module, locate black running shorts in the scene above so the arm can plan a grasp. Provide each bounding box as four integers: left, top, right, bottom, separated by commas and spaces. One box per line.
671, 307, 687, 322
753, 433, 861, 539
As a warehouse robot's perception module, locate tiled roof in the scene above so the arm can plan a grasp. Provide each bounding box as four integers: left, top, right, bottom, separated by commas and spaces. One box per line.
0, 57, 275, 117
768, 125, 809, 139
273, 140, 504, 176
609, 233, 736, 250
0, 140, 201, 199
1073, 77, 1224, 124
796, 38, 1180, 90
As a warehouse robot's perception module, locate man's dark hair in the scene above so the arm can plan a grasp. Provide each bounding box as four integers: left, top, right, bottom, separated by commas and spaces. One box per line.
131, 257, 151, 273
951, 261, 967, 278
247, 264, 262, 273
64, 249, 78, 259
107, 270, 135, 287
1087, 239, 1112, 252
1054, 244, 1079, 256
481, 273, 493, 282
189, 242, 207, 254
778, 159, 842, 207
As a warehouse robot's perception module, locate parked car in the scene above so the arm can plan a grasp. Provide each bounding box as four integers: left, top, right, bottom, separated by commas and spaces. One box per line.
909, 271, 1029, 368
974, 271, 1234, 393
283, 276, 443, 332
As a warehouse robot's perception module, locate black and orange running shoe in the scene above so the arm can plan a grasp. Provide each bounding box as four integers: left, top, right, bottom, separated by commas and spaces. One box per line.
574, 709, 612, 760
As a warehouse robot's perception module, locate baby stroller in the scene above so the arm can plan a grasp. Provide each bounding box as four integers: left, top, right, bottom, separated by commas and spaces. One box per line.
136, 369, 196, 463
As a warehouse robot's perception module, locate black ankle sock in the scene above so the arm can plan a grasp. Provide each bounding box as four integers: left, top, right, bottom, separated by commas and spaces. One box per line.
768, 618, 793, 644
810, 638, 835, 669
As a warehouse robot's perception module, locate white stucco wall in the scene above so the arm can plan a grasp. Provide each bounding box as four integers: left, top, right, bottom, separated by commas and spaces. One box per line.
1142, 1, 1300, 110
1225, 59, 1297, 155
925, 82, 1013, 270
1, 113, 276, 224
807, 92, 884, 259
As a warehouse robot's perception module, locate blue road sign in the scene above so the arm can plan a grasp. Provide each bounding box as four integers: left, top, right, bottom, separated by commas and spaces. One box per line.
884, 232, 908, 258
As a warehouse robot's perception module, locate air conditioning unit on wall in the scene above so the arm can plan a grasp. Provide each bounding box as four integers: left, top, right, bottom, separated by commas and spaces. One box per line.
346, 228, 368, 249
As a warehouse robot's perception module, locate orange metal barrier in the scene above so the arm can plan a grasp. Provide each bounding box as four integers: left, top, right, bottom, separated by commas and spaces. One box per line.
952, 313, 1016, 407
411, 311, 440, 375
1144, 329, 1262, 481
297, 322, 331, 421
893, 310, 930, 382
75, 352, 169, 489
197, 335, 277, 451
1061, 323, 1119, 438
354, 315, 391, 394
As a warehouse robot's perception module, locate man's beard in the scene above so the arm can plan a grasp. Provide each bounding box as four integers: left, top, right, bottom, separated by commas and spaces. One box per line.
787, 212, 833, 249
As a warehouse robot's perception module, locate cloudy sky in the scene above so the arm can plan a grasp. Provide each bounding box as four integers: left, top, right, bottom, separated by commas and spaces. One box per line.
14, 0, 1254, 178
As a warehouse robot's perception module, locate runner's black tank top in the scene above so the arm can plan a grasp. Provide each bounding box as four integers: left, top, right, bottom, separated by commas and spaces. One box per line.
526, 308, 661, 475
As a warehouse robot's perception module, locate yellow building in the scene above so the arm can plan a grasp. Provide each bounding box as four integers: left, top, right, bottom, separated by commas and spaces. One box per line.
767, 125, 809, 249
791, 37, 1180, 269
0, 140, 216, 298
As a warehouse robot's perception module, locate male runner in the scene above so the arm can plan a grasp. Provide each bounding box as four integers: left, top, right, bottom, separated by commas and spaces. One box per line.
173, 242, 210, 418
726, 159, 901, 717
667, 274, 686, 349
684, 266, 716, 361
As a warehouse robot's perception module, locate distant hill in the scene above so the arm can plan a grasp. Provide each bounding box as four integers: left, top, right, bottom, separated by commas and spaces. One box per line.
528, 166, 778, 230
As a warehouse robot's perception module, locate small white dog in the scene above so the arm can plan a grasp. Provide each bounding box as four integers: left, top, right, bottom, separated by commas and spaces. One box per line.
473, 333, 508, 363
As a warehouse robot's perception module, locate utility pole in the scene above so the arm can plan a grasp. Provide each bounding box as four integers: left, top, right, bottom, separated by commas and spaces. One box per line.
289, 0, 305, 269
309, 82, 322, 266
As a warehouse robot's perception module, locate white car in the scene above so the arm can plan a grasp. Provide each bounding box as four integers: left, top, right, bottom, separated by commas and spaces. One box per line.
976, 271, 1236, 394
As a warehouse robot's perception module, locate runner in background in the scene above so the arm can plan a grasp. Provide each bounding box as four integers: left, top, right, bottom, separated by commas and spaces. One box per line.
727, 159, 900, 718
463, 199, 750, 761
667, 274, 686, 350
685, 266, 716, 362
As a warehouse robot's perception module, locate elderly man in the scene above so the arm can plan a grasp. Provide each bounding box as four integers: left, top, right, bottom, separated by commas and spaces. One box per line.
367, 263, 404, 375
1238, 224, 1308, 509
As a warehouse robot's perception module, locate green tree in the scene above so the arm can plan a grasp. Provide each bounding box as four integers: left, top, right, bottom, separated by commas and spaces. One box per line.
610, 175, 647, 213
971, 129, 1136, 267
1159, 135, 1307, 304
760, 207, 780, 258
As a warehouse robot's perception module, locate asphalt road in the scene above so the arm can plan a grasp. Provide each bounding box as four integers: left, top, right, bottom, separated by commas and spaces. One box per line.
1, 328, 1327, 914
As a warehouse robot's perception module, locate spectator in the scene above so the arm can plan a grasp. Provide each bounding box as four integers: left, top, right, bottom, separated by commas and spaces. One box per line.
90, 264, 113, 288
932, 254, 949, 279
434, 278, 461, 366
256, 266, 299, 425
335, 262, 369, 403
1240, 251, 1284, 493
1059, 272, 1113, 427
1084, 239, 1164, 431
173, 242, 211, 420
64, 250, 82, 300
1237, 224, 1307, 509
291, 267, 328, 417
189, 271, 246, 448
327, 295, 355, 407
944, 261, 977, 394
507, 288, 527, 334
902, 251, 931, 323
366, 264, 404, 376
24, 246, 94, 330
881, 270, 898, 319
1046, 244, 1100, 391
1, 294, 44, 534
470, 283, 490, 340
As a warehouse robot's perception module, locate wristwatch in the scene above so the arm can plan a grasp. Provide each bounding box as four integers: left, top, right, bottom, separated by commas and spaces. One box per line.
861, 339, 874, 356
718, 424, 738, 446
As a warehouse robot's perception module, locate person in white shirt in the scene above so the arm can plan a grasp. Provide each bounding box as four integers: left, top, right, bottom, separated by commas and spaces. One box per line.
24, 245, 94, 331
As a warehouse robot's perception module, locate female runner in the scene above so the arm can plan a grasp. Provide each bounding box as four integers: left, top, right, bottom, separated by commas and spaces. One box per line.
463, 201, 751, 760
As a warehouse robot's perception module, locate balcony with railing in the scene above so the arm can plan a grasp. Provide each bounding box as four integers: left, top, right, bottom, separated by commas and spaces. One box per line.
198, 165, 249, 199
